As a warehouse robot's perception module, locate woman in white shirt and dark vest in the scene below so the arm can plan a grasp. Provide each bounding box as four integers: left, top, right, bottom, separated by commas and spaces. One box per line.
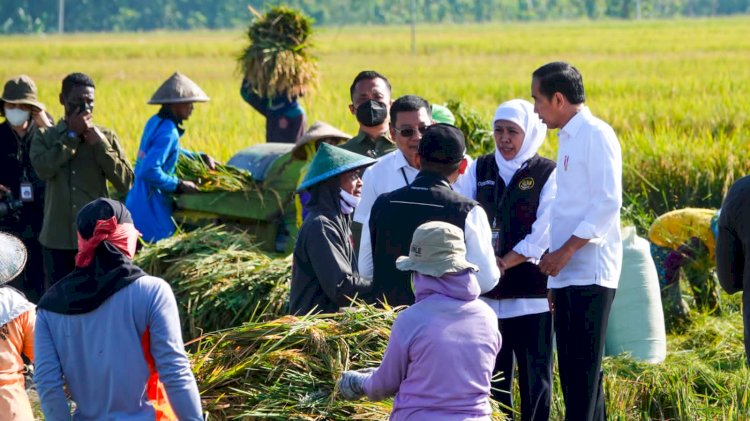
458, 99, 556, 421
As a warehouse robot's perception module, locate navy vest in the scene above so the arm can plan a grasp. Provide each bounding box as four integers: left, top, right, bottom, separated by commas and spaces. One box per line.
475, 154, 555, 299
369, 172, 476, 306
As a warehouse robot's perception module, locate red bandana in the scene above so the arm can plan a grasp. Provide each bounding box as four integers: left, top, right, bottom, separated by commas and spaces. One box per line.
75, 216, 140, 268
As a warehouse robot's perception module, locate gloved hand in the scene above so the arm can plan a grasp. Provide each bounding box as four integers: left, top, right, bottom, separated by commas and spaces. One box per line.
337, 368, 376, 400
200, 153, 219, 170
176, 179, 200, 194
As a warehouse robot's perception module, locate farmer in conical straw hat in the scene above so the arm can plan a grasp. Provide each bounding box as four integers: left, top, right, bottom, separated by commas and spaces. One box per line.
290, 143, 376, 315
337, 221, 501, 420
0, 75, 53, 302
291, 121, 352, 226
34, 198, 202, 420
126, 72, 221, 243
0, 232, 36, 421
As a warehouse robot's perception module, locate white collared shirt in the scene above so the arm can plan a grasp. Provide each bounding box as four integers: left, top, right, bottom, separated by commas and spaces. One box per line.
354, 149, 419, 226
548, 106, 623, 290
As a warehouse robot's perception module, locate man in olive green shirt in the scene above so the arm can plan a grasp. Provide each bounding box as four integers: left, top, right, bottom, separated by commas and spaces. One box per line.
31, 73, 133, 288
340, 71, 396, 159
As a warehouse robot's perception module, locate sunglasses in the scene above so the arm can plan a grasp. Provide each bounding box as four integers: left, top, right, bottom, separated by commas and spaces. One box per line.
394, 126, 429, 138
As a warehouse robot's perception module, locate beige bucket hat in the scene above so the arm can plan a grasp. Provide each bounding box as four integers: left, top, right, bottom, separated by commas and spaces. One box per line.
291, 121, 352, 160
0, 232, 28, 285
148, 72, 210, 105
1, 75, 45, 111
396, 221, 478, 278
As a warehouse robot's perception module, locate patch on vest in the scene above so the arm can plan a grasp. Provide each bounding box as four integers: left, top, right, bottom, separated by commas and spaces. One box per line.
518, 177, 535, 190
478, 180, 495, 187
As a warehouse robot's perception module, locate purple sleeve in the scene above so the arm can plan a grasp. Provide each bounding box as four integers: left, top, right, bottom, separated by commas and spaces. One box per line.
146, 280, 203, 420
363, 316, 410, 401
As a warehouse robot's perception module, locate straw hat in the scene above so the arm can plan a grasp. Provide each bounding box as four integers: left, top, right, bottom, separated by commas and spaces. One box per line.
297, 143, 376, 192
0, 232, 28, 285
291, 121, 352, 160
1, 75, 45, 111
396, 221, 478, 277
148, 72, 210, 105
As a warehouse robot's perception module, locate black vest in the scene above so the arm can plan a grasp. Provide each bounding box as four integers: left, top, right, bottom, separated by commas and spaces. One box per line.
369, 172, 476, 306
475, 154, 555, 299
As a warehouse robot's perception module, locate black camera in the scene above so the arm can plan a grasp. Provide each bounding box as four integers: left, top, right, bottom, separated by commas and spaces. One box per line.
0, 192, 23, 220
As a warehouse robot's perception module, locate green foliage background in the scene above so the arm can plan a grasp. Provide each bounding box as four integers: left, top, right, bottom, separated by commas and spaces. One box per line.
3, 0, 750, 33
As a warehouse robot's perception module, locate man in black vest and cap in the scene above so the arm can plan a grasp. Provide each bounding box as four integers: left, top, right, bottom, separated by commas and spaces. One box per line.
362, 123, 500, 306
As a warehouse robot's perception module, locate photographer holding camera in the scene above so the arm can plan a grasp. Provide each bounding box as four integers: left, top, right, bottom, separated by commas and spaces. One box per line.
31, 73, 133, 289
0, 75, 53, 302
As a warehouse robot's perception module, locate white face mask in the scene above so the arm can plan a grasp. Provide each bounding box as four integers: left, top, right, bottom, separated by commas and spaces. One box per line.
339, 190, 362, 215
5, 108, 30, 127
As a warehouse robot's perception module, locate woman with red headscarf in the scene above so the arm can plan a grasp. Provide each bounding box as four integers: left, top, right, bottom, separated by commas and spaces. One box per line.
34, 198, 202, 421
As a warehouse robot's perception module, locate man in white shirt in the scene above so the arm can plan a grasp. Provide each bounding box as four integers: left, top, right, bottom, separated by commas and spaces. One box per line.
533, 62, 623, 421
360, 123, 500, 306
355, 95, 433, 265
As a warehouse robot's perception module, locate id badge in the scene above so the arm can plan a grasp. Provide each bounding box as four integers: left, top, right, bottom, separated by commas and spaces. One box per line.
20, 182, 34, 202
491, 228, 502, 253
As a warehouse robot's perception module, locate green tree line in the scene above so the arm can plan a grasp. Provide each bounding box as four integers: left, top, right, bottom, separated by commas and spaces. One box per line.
2, 0, 749, 33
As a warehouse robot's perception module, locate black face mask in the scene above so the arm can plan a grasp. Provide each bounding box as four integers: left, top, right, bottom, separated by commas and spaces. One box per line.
355, 100, 388, 127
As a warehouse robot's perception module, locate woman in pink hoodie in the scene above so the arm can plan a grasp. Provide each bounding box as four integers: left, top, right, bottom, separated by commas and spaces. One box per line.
338, 221, 502, 420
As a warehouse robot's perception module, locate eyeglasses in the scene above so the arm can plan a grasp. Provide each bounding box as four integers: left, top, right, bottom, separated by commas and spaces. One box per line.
393, 126, 429, 138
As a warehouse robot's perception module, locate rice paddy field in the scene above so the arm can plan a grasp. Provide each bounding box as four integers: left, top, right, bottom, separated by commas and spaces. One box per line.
7, 16, 750, 420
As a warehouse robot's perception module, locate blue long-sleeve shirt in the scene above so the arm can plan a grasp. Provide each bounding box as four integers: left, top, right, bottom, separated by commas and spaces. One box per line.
125, 114, 196, 242
34, 276, 203, 421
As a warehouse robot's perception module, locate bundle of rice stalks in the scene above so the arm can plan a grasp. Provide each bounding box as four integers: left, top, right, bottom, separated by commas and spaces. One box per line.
239, 6, 318, 99
192, 305, 397, 420
175, 155, 257, 193
446, 99, 494, 157
134, 226, 290, 338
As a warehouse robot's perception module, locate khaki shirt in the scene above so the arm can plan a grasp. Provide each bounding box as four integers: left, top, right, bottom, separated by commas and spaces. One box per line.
339, 130, 395, 158
30, 120, 134, 250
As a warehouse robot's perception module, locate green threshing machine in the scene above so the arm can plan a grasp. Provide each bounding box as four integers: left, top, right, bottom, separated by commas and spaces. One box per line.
174, 143, 305, 255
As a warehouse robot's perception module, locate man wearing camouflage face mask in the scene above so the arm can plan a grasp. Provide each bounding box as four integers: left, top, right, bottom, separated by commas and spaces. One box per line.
340, 70, 395, 159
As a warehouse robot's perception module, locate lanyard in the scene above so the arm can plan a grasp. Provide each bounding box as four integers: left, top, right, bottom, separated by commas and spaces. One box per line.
400, 167, 411, 187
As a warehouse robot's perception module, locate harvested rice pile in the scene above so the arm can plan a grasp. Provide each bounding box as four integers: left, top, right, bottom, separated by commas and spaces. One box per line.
239, 6, 318, 99
175, 155, 257, 193
191, 305, 397, 420
135, 225, 290, 338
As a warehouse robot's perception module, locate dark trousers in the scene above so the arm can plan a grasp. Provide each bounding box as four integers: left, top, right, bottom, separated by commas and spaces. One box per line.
493, 311, 553, 421
553, 285, 616, 421
42, 247, 77, 289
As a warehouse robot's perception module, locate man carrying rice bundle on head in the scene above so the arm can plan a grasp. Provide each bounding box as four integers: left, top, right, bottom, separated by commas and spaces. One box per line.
239, 6, 316, 144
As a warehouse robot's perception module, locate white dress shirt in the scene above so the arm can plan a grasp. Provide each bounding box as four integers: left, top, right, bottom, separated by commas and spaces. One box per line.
548, 106, 623, 290
358, 190, 500, 294
458, 158, 557, 319
356, 150, 474, 226
354, 149, 419, 226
